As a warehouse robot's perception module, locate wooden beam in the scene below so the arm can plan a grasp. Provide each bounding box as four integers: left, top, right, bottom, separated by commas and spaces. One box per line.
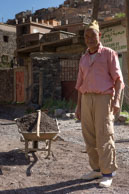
92, 0, 100, 21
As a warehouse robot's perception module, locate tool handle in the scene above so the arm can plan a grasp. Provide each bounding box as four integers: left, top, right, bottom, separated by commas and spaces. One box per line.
37, 110, 41, 137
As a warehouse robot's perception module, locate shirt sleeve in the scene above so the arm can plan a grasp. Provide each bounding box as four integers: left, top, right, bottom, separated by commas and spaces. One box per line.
108, 50, 125, 88
75, 58, 83, 91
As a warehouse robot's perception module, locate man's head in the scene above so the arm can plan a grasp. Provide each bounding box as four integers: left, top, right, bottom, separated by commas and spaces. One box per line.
84, 20, 101, 52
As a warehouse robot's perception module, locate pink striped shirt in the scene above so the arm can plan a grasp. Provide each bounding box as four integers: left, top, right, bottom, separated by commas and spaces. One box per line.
75, 43, 124, 95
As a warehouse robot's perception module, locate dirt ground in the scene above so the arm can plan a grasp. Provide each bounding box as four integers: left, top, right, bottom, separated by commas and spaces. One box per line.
0, 104, 129, 194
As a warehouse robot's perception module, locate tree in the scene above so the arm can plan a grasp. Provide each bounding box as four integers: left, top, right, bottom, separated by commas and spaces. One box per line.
92, 0, 100, 21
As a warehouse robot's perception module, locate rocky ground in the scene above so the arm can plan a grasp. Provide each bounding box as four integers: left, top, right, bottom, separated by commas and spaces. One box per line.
0, 104, 129, 194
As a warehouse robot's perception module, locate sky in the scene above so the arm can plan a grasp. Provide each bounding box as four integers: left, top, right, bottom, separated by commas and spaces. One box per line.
0, 0, 65, 22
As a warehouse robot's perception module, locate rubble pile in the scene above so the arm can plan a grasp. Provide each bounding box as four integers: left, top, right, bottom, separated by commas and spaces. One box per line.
16, 112, 59, 133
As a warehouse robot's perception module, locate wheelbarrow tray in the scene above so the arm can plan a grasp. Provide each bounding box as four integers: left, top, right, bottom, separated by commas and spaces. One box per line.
21, 132, 58, 141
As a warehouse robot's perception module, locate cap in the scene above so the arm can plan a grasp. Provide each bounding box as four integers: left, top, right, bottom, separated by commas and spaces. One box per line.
87, 20, 99, 32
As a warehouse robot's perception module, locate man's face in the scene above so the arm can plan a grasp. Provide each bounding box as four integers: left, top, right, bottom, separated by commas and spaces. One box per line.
84, 28, 100, 50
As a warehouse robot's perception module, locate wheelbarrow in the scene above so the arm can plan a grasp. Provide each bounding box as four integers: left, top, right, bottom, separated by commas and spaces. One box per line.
15, 110, 59, 158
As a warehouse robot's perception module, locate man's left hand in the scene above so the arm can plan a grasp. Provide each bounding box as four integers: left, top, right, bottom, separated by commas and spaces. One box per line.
111, 99, 120, 115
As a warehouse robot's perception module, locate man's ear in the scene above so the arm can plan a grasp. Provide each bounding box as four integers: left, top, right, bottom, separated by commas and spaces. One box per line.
99, 32, 101, 37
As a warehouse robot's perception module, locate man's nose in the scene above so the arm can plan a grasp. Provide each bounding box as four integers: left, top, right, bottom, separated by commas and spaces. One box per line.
86, 37, 93, 41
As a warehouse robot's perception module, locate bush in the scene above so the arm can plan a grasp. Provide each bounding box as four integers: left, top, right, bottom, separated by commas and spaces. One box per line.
114, 13, 125, 18
41, 98, 76, 115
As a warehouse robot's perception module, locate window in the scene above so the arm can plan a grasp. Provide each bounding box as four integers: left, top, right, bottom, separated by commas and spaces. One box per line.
3, 36, 9, 42
21, 26, 28, 35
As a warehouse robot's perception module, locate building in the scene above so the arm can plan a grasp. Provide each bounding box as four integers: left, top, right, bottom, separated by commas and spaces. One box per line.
0, 23, 16, 103
15, 19, 87, 104
0, 23, 16, 68
53, 21, 88, 34
15, 19, 55, 103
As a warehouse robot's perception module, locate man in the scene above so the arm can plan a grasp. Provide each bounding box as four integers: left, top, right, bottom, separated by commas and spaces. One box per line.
75, 20, 124, 188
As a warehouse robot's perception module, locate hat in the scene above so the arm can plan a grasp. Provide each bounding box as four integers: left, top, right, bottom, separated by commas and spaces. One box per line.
87, 20, 99, 32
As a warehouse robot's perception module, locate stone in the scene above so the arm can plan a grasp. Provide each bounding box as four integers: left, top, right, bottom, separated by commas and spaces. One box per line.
118, 115, 128, 122
66, 113, 75, 119
54, 109, 65, 117
62, 113, 68, 119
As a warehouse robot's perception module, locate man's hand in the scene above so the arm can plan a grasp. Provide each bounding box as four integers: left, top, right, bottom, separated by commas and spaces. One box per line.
75, 105, 81, 120
111, 99, 120, 115
112, 78, 123, 115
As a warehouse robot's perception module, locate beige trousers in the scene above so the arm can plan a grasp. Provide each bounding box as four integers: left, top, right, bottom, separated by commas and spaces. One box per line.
81, 93, 118, 174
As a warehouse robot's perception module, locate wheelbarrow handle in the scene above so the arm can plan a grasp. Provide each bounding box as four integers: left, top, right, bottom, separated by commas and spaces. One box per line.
37, 110, 41, 137
14, 118, 22, 133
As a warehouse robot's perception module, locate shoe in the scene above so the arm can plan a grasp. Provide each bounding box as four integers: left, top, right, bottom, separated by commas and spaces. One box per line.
99, 177, 113, 188
81, 171, 102, 180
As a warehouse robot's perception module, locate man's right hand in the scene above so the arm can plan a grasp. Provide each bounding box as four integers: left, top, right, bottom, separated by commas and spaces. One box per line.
75, 105, 81, 120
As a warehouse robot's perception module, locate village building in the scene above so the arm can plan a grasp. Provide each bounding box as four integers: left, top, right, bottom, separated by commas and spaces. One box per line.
0, 23, 16, 68
0, 23, 16, 103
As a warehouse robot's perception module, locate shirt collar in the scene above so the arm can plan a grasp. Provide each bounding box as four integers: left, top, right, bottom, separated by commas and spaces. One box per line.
85, 42, 103, 55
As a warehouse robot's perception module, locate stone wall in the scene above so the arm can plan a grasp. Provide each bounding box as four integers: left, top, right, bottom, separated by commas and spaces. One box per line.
31, 54, 61, 104
31, 53, 81, 105
0, 69, 14, 103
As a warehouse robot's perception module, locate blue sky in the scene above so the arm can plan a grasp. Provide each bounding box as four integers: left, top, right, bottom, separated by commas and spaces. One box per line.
0, 0, 65, 22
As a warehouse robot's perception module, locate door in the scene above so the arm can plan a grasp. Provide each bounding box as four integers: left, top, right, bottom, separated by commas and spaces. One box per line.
16, 71, 24, 102
60, 59, 79, 103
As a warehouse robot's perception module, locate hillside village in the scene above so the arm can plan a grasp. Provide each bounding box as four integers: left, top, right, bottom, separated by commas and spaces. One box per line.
7, 0, 125, 25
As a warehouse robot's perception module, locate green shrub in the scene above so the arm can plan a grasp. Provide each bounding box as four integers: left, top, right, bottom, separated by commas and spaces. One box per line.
41, 98, 76, 115
114, 13, 125, 18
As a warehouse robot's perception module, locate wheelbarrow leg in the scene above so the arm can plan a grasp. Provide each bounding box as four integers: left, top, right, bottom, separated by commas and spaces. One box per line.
48, 140, 51, 156
25, 140, 29, 158
25, 139, 28, 158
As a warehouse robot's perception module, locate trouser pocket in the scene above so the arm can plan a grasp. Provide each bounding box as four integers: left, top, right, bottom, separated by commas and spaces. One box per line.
104, 114, 114, 135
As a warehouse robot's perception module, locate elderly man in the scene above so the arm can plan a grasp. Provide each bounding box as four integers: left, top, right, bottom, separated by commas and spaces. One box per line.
75, 20, 124, 188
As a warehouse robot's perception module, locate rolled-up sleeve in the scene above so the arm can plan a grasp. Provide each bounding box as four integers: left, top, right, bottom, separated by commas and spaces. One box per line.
108, 50, 125, 88
75, 59, 83, 91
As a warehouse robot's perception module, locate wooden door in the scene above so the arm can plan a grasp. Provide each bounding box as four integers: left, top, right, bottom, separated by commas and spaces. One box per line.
16, 71, 24, 102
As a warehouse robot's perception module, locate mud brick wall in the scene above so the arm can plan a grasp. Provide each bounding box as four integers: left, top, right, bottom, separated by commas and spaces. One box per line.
31, 55, 61, 104
41, 31, 75, 43
0, 69, 14, 103
0, 30, 16, 65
